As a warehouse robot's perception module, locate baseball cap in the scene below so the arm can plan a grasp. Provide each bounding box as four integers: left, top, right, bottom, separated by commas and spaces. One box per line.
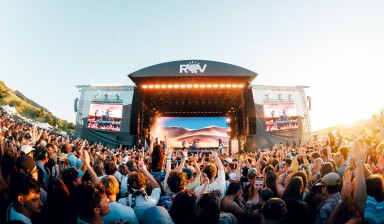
316, 172, 340, 186
224, 158, 232, 163
62, 167, 84, 182
248, 168, 257, 175
126, 161, 137, 172
15, 155, 36, 174
20, 145, 35, 155
182, 168, 193, 179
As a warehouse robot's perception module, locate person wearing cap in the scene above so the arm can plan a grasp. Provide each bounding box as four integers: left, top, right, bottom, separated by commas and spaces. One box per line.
62, 143, 83, 169
315, 172, 342, 224
62, 167, 84, 193
20, 145, 35, 158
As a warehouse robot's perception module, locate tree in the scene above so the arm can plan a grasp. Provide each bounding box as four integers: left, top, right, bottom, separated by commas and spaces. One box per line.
39, 108, 45, 116
0, 81, 9, 98
53, 117, 58, 127
9, 100, 21, 107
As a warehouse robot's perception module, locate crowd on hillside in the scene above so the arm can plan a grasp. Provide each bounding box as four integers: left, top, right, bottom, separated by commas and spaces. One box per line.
0, 108, 384, 224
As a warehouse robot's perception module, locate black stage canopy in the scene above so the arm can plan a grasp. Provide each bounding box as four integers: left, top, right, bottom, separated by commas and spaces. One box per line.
128, 60, 258, 117
128, 60, 257, 85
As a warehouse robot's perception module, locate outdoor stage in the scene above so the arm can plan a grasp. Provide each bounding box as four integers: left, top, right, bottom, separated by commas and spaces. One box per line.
74, 60, 311, 152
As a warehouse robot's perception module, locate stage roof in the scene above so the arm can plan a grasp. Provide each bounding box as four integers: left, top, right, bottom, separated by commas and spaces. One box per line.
128, 60, 258, 85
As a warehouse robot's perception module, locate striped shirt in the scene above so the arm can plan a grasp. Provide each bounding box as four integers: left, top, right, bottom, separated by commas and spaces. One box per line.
364, 196, 384, 224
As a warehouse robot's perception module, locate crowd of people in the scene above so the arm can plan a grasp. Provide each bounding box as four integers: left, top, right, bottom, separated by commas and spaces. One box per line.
0, 108, 384, 224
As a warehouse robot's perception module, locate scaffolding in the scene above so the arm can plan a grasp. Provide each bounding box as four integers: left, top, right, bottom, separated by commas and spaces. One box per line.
297, 85, 312, 143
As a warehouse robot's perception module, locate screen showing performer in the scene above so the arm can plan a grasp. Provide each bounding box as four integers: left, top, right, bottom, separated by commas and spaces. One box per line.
87, 103, 123, 132
152, 117, 228, 148
263, 103, 299, 132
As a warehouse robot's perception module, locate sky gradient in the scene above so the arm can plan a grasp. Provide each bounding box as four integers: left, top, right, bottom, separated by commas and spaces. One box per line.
1, 1, 383, 131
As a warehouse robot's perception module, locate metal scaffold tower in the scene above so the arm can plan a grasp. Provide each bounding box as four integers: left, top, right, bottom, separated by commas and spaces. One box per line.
297, 85, 312, 142
74, 86, 86, 137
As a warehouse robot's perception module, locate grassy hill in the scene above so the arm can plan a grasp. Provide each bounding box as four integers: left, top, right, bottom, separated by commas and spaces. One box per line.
0, 81, 74, 132
312, 115, 381, 139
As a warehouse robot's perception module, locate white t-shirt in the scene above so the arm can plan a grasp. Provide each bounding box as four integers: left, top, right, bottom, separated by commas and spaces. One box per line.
7, 203, 32, 224
194, 170, 226, 199
228, 172, 237, 180
117, 188, 161, 223
102, 202, 139, 224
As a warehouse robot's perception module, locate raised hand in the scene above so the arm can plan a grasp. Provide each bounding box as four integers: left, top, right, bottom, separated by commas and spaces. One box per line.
352, 141, 366, 162
182, 149, 188, 159
201, 172, 209, 184
82, 149, 91, 166
166, 148, 173, 158
341, 169, 353, 200
138, 160, 148, 172
211, 150, 218, 157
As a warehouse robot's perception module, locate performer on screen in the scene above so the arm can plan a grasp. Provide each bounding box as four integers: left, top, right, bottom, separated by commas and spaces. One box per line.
218, 139, 224, 155
94, 109, 99, 120
182, 140, 186, 150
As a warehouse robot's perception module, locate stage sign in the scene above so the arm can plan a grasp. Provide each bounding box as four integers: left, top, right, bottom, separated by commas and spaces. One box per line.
87, 103, 123, 132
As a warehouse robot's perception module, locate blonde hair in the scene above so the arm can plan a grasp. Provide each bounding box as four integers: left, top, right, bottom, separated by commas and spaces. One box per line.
313, 158, 324, 172
101, 175, 120, 196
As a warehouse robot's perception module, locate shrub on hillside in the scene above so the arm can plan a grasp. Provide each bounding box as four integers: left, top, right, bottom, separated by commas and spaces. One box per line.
0, 82, 9, 98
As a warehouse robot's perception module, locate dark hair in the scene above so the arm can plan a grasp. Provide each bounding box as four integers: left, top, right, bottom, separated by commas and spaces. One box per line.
338, 146, 349, 160
326, 184, 340, 194
311, 152, 321, 159
150, 144, 165, 172
72, 182, 106, 218
167, 171, 187, 193
169, 191, 197, 224
282, 176, 304, 201
45, 178, 75, 224
265, 170, 278, 197
285, 158, 293, 167
197, 193, 220, 224
292, 171, 308, 189
226, 182, 241, 196
261, 198, 286, 221
321, 162, 334, 178
328, 160, 337, 172
104, 161, 117, 175
203, 163, 217, 180
366, 174, 383, 202
36, 149, 48, 161
13, 174, 40, 202
260, 188, 274, 202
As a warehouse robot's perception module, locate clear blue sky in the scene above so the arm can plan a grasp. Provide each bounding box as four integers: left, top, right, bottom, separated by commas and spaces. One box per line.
1, 1, 383, 131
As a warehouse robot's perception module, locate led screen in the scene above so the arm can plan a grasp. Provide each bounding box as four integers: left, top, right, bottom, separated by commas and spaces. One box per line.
152, 117, 229, 148
263, 103, 298, 132
87, 103, 123, 132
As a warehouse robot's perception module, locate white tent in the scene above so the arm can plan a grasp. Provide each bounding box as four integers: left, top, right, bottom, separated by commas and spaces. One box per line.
37, 122, 53, 131
0, 105, 19, 115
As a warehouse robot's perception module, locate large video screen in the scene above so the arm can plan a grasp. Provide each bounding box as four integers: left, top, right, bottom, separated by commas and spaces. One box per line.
263, 103, 298, 132
152, 117, 229, 148
87, 103, 123, 132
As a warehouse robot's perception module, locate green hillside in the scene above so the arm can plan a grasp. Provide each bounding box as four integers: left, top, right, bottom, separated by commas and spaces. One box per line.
0, 81, 74, 132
